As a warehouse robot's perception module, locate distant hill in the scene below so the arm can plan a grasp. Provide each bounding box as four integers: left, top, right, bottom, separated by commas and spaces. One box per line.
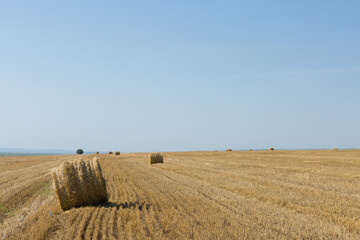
0, 148, 76, 156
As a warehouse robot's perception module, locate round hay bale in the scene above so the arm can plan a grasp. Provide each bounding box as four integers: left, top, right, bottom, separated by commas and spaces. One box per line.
249, 149, 253, 151
115, 151, 120, 156
95, 152, 99, 154
226, 149, 232, 151
51, 158, 108, 211
269, 148, 275, 151
149, 153, 163, 164
108, 152, 113, 154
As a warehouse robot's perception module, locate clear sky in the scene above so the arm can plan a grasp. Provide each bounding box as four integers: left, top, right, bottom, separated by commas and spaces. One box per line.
1, 1, 359, 152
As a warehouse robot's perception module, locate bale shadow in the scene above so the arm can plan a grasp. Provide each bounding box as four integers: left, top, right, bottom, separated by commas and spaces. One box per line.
101, 201, 151, 211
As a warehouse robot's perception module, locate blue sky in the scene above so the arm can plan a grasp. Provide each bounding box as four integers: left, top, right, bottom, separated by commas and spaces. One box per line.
0, 1, 359, 152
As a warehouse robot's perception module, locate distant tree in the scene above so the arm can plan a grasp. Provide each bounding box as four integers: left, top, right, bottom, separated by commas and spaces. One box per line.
76, 149, 84, 155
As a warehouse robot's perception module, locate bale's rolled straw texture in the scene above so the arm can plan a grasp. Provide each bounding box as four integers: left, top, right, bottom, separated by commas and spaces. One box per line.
51, 157, 108, 211
115, 151, 120, 156
149, 153, 163, 164
90, 157, 108, 202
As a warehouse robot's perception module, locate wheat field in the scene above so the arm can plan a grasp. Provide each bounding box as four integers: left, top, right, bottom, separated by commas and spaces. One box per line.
1, 150, 360, 239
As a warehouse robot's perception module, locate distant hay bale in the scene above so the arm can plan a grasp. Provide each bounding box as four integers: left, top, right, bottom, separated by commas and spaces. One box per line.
249, 149, 253, 151
115, 151, 120, 156
96, 152, 99, 154
108, 152, 113, 154
269, 148, 275, 151
226, 149, 232, 151
333, 148, 338, 150
149, 153, 163, 164
51, 157, 108, 211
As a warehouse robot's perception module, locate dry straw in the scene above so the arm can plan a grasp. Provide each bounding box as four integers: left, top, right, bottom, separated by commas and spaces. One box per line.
149, 153, 163, 164
115, 151, 120, 156
51, 157, 108, 211
226, 149, 232, 151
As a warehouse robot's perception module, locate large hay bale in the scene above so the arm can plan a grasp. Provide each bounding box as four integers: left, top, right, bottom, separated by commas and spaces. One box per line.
51, 157, 108, 211
95, 152, 99, 154
108, 152, 113, 154
269, 148, 275, 151
115, 151, 120, 156
249, 149, 253, 151
226, 149, 232, 151
149, 153, 163, 164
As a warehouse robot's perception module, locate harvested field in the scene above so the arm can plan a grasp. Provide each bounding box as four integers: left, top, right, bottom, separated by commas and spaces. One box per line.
1, 150, 360, 239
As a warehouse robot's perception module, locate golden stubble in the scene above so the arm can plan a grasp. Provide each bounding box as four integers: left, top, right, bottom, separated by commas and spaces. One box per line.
1, 150, 360, 239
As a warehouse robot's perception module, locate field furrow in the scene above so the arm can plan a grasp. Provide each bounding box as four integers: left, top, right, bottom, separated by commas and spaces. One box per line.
62, 210, 81, 238
83, 207, 101, 240
74, 208, 95, 240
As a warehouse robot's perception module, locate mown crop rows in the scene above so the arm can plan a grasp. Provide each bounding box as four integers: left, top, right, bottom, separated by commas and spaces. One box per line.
1, 150, 360, 239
